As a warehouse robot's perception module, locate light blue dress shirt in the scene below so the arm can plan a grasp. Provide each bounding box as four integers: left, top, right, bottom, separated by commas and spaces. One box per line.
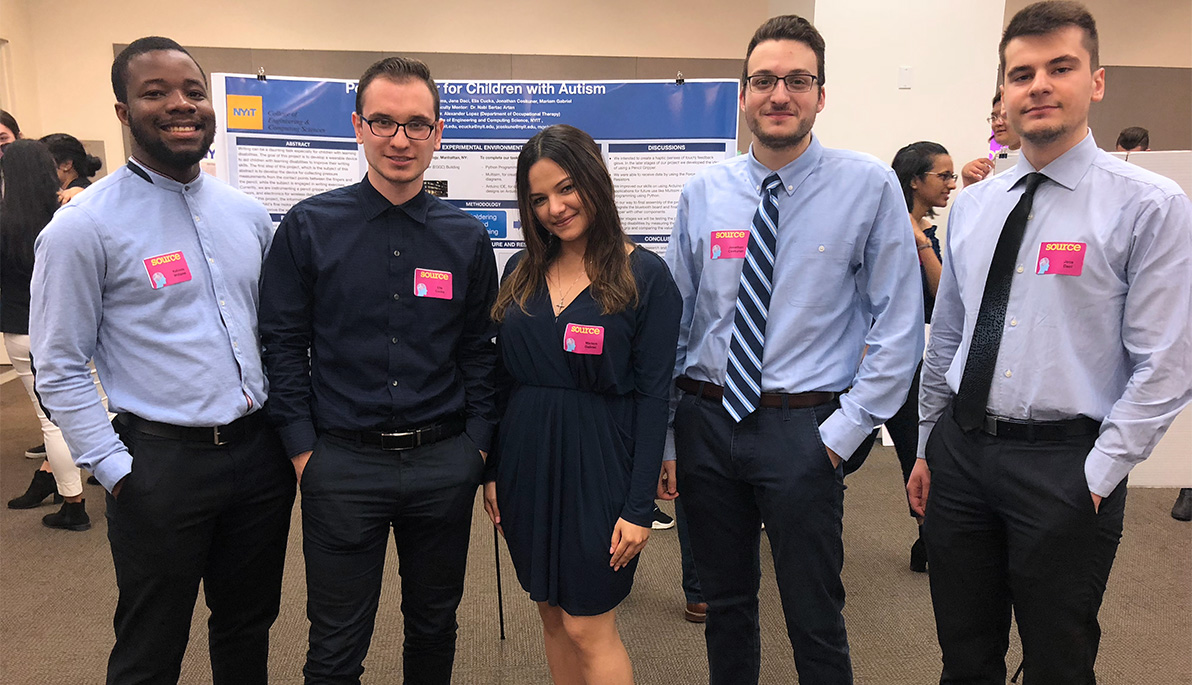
665, 136, 926, 459
918, 133, 1192, 496
30, 160, 274, 490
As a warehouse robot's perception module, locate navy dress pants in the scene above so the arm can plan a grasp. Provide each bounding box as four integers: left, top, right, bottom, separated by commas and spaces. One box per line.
675, 390, 852, 685
923, 407, 1125, 685
300, 432, 483, 685
106, 417, 296, 685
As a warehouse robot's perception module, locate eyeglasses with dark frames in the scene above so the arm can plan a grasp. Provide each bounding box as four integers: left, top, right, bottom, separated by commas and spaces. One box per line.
746, 73, 819, 94
930, 171, 960, 183
360, 116, 436, 140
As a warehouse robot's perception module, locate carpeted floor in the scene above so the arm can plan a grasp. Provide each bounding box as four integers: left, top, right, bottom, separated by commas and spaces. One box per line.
1, 375, 1189, 684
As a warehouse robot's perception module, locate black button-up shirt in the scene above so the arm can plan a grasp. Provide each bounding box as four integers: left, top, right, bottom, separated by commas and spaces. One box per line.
260, 176, 499, 457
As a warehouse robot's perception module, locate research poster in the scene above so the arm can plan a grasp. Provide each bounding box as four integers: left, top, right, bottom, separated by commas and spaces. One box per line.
213, 74, 739, 264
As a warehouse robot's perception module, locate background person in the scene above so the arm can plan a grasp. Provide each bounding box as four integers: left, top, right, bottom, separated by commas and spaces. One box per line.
0, 108, 19, 157
961, 92, 1023, 186
1, 139, 90, 531
40, 132, 103, 203
483, 123, 681, 685
884, 140, 952, 572
1115, 125, 1149, 151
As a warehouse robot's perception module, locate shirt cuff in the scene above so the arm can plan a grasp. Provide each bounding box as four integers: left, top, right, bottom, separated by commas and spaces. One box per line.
1084, 447, 1133, 497
278, 420, 317, 458
465, 416, 495, 455
917, 421, 936, 460
94, 451, 134, 492
662, 427, 677, 462
819, 409, 869, 461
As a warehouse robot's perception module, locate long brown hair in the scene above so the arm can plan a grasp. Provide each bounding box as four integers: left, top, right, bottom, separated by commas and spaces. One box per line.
492, 124, 637, 322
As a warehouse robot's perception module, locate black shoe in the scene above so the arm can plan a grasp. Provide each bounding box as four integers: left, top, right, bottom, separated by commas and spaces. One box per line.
86, 475, 100, 486
25, 443, 46, 459
652, 505, 675, 530
910, 536, 928, 573
7, 470, 63, 509
42, 499, 91, 531
1173, 488, 1192, 522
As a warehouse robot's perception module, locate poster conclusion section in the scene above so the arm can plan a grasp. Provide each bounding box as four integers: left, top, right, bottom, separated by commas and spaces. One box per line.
214, 75, 739, 263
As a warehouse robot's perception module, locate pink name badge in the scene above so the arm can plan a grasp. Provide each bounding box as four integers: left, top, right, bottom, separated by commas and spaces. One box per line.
563, 323, 605, 355
414, 268, 453, 299
710, 230, 750, 260
142, 251, 192, 289
1035, 242, 1086, 276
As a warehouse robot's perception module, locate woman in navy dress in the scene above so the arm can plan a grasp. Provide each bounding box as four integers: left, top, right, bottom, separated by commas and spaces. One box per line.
483, 124, 680, 684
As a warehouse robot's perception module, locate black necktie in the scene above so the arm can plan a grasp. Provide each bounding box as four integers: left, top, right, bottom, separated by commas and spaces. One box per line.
953, 172, 1047, 431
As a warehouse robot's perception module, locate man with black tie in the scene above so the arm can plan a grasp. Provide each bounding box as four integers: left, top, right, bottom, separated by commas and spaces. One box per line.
909, 2, 1192, 682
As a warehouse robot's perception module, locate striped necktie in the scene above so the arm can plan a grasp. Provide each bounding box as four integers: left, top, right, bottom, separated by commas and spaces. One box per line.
724, 172, 783, 422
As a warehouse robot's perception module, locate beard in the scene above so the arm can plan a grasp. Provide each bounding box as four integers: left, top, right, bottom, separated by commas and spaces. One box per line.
746, 110, 814, 151
1021, 122, 1068, 147
129, 117, 215, 171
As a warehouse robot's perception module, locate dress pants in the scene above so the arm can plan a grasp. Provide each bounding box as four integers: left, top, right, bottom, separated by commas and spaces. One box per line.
300, 432, 484, 685
675, 390, 851, 685
106, 416, 296, 685
923, 407, 1126, 685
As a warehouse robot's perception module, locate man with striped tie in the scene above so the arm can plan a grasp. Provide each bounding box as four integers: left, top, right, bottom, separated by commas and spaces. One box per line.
660, 15, 925, 685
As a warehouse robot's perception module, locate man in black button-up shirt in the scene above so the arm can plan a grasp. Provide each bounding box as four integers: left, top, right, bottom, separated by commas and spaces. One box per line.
260, 57, 498, 685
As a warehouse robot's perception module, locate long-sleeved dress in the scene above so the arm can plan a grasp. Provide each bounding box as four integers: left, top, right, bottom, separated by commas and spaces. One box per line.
493, 247, 681, 615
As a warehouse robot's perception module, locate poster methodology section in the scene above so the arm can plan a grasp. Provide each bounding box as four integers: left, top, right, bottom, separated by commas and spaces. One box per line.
213, 74, 739, 262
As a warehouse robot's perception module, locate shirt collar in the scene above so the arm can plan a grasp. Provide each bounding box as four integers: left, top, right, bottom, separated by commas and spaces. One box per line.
746, 133, 823, 198
127, 157, 205, 193
358, 174, 430, 224
1008, 129, 1098, 191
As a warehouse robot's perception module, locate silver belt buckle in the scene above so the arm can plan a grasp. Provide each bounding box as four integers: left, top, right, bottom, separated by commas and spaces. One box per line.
213, 425, 229, 446
983, 414, 999, 436
380, 430, 418, 450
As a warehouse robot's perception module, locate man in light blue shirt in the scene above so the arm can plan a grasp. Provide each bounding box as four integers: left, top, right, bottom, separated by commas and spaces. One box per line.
909, 2, 1192, 682
660, 15, 924, 684
30, 37, 295, 684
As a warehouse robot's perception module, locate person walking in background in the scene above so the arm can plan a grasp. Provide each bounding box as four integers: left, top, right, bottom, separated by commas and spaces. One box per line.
482, 124, 680, 684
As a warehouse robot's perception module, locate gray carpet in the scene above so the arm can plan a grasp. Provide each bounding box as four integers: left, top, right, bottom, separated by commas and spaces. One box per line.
1, 376, 1189, 683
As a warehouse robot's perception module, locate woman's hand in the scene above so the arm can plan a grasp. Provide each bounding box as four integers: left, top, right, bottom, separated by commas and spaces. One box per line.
483, 481, 503, 536
609, 518, 650, 571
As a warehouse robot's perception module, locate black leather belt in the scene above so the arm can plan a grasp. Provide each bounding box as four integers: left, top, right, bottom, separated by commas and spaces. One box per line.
325, 415, 466, 451
116, 411, 265, 446
676, 377, 839, 409
977, 413, 1101, 441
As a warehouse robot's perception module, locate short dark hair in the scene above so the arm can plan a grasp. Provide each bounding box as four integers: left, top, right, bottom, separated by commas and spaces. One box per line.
742, 15, 826, 90
1116, 126, 1149, 150
112, 37, 205, 104
992, 91, 1003, 108
40, 133, 103, 179
356, 57, 440, 120
1000, 1, 1099, 76
891, 141, 950, 215
0, 109, 20, 138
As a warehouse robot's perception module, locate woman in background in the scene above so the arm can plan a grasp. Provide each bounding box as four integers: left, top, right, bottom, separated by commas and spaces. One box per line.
484, 124, 680, 684
0, 109, 19, 157
1, 139, 91, 531
886, 140, 954, 571
41, 133, 103, 203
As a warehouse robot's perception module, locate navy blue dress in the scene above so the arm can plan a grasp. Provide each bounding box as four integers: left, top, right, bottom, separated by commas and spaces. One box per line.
493, 248, 681, 616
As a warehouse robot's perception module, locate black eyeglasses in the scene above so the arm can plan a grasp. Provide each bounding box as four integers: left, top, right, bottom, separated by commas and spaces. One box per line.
746, 73, 819, 94
360, 116, 436, 140
930, 172, 960, 183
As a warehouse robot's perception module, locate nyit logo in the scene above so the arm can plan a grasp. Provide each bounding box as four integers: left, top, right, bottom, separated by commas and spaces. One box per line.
227, 95, 263, 129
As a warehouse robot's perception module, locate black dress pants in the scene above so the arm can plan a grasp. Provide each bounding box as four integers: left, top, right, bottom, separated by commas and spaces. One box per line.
106, 418, 296, 685
300, 432, 484, 685
923, 407, 1125, 685
675, 391, 852, 685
